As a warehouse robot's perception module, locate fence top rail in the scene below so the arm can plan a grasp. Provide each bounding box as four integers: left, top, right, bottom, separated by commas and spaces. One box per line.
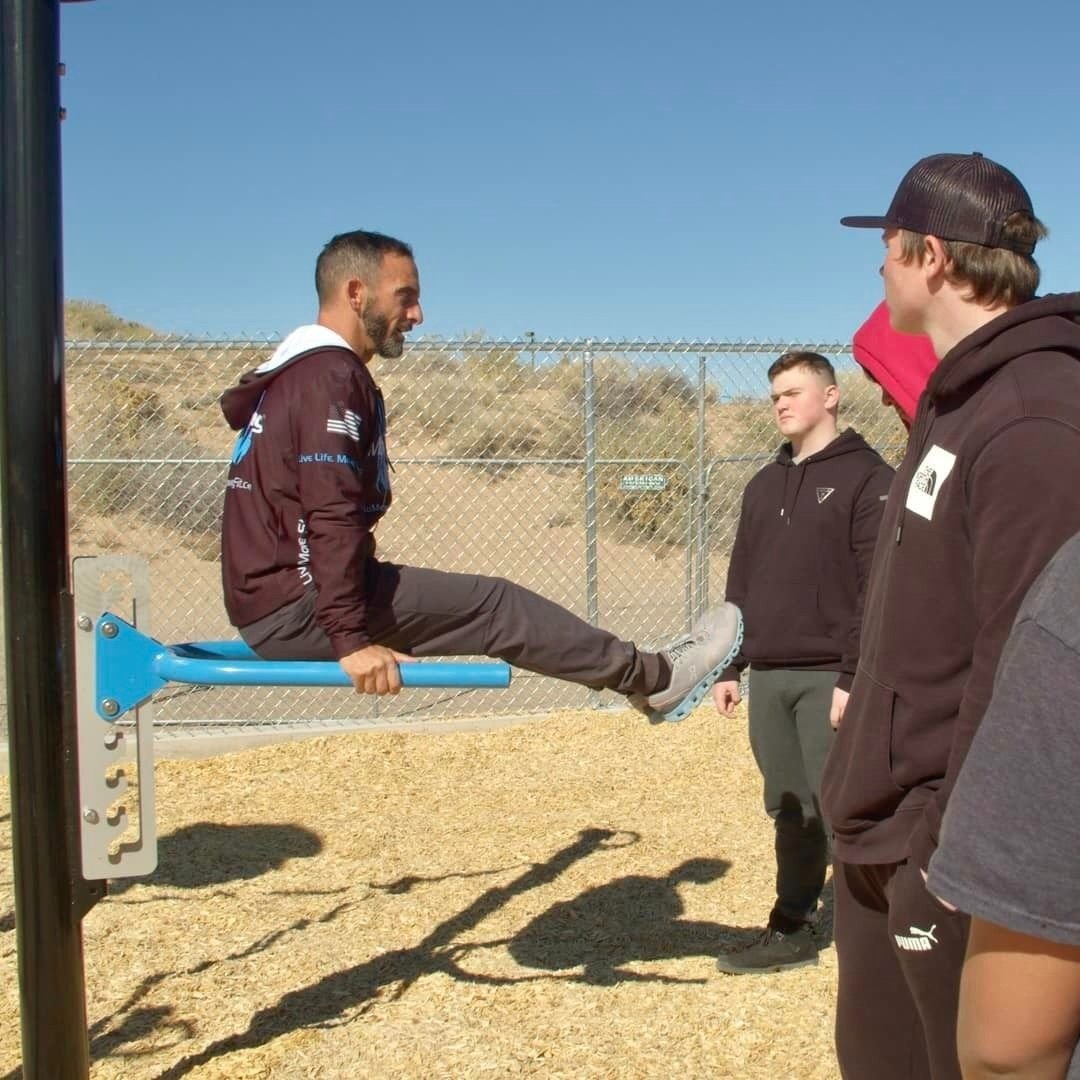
65, 336, 857, 356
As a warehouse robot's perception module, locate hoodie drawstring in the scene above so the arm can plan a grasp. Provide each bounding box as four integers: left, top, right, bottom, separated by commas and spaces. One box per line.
779, 462, 808, 525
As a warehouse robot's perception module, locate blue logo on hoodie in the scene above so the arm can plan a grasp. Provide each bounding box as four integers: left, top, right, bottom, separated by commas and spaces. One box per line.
231, 398, 266, 466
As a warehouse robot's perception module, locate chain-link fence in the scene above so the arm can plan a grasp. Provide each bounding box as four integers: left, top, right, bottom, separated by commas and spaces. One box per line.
3, 336, 906, 734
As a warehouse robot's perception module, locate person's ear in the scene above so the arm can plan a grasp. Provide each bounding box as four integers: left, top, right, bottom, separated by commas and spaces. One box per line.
824, 382, 840, 411
345, 276, 368, 312
923, 235, 950, 284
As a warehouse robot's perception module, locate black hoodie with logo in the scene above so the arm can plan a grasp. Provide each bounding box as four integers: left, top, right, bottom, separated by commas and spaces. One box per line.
821, 293, 1080, 870
219, 325, 392, 658
722, 428, 894, 689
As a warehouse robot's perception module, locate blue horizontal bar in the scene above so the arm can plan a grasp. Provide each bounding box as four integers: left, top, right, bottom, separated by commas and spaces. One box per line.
95, 614, 511, 720
158, 648, 512, 690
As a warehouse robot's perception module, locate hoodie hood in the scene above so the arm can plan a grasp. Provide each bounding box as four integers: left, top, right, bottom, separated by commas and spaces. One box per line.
775, 426, 875, 466
852, 302, 938, 424
221, 325, 357, 430
929, 292, 1080, 402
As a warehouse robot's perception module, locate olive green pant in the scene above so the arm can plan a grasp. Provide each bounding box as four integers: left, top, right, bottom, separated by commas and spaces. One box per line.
747, 666, 838, 927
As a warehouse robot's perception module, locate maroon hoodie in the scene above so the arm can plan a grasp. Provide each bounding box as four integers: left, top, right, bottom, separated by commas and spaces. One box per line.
219, 325, 391, 657
822, 293, 1080, 869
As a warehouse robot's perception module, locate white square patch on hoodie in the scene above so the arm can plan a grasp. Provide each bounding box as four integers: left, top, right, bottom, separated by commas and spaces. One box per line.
906, 444, 957, 521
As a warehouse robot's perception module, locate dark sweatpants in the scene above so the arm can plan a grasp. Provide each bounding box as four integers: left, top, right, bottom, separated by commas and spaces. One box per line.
834, 858, 970, 1080
238, 560, 671, 696
747, 667, 837, 926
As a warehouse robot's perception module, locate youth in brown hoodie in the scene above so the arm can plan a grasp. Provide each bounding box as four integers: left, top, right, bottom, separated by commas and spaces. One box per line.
830, 152, 1080, 1080
823, 292, 1080, 869
711, 352, 893, 975
722, 426, 893, 689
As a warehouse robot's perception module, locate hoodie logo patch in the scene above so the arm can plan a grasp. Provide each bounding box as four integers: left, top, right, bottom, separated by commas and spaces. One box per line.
905, 444, 957, 522
816, 487, 835, 504
230, 409, 264, 466
327, 408, 362, 444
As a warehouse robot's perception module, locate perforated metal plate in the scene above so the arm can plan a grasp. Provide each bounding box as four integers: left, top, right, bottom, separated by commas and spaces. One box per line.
72, 555, 157, 879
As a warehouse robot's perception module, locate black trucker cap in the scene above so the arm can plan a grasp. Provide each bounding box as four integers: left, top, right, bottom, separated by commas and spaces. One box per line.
841, 152, 1038, 255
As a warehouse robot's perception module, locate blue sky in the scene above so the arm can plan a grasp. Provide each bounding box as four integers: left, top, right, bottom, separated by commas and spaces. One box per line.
60, 0, 1080, 342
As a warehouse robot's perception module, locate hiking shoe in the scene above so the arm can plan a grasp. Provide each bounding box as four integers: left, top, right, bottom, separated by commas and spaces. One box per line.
643, 602, 743, 723
715, 926, 818, 975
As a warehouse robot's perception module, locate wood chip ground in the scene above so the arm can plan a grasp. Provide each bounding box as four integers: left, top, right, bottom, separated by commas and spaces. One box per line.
0, 704, 840, 1078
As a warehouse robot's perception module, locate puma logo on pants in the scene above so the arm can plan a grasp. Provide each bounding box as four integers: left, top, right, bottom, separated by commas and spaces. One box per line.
894, 924, 938, 951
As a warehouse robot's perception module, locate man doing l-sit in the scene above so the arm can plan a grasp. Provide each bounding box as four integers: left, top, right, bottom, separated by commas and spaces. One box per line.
219, 230, 740, 719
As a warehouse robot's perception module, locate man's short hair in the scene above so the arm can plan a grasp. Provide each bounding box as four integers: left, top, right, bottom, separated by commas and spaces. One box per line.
898, 213, 1047, 308
767, 351, 837, 384
315, 230, 413, 303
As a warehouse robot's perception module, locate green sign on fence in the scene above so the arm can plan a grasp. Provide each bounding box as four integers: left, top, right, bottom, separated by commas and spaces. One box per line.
619, 474, 668, 493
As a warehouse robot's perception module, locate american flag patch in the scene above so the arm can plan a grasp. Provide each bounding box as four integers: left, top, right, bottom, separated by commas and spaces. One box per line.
327, 408, 362, 443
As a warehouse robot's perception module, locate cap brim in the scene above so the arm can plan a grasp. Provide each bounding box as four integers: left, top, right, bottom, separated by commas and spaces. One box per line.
840, 215, 890, 229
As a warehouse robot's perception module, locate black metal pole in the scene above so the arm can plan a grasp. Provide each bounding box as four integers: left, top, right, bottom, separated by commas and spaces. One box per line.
1, 0, 93, 1076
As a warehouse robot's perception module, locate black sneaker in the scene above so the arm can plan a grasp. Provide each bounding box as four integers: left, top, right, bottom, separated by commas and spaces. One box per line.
715, 925, 818, 975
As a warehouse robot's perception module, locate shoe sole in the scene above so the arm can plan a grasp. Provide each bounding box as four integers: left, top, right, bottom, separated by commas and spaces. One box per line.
645, 611, 745, 724
714, 953, 819, 975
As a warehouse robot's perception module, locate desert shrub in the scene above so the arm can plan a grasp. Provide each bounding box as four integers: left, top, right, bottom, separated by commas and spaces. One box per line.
64, 300, 156, 340
449, 414, 544, 461
836, 370, 908, 465
462, 347, 533, 393
68, 377, 224, 559
556, 356, 706, 420
384, 369, 465, 443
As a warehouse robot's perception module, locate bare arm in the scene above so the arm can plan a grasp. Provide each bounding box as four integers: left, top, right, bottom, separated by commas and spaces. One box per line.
958, 917, 1080, 1080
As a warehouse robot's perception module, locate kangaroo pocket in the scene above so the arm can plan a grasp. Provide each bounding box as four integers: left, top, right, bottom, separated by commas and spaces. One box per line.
887, 691, 953, 792
821, 671, 907, 837
744, 580, 834, 661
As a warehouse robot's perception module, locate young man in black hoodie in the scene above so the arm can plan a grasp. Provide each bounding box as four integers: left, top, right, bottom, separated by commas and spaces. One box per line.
712, 351, 894, 974
824, 153, 1080, 1079
219, 230, 741, 722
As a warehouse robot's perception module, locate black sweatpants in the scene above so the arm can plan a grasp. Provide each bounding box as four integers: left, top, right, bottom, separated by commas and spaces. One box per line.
834, 857, 970, 1080
747, 667, 837, 926
238, 560, 671, 696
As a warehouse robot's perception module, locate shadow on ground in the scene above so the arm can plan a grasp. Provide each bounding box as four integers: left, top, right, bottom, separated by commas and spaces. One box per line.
12, 828, 803, 1079
145, 828, 672, 1078
108, 821, 322, 894
506, 856, 740, 984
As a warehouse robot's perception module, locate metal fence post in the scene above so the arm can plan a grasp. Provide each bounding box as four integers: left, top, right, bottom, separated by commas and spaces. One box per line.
1, 0, 95, 1075
581, 345, 601, 706
693, 355, 709, 623
582, 344, 599, 631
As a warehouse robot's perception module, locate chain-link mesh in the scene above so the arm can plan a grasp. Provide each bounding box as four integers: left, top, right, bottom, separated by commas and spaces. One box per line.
0, 336, 906, 734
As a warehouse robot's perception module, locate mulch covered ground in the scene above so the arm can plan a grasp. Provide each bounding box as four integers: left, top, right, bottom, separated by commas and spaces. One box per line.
0, 704, 839, 1079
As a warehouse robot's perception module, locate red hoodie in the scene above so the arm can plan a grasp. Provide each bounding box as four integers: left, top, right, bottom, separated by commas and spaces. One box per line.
852, 302, 938, 424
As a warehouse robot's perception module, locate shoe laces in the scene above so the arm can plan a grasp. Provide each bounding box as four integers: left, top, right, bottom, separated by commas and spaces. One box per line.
666, 633, 705, 664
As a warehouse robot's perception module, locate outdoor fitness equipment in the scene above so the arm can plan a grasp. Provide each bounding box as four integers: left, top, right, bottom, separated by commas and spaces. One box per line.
73, 555, 510, 881
1, 5, 508, 1073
